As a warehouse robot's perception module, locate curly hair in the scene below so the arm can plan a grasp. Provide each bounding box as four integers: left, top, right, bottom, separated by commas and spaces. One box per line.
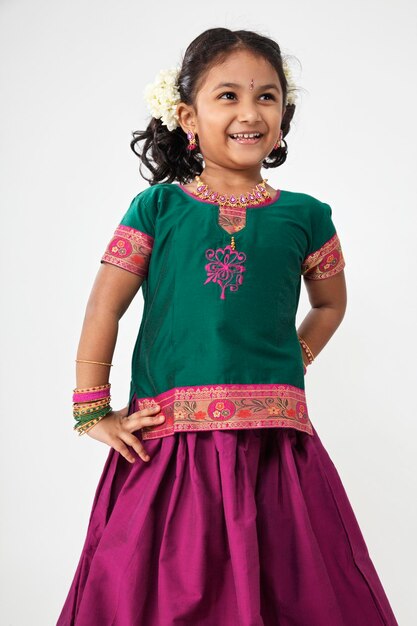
130, 28, 299, 185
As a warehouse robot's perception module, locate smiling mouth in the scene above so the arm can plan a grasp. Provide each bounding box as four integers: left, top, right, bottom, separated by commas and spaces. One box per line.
229, 132, 263, 144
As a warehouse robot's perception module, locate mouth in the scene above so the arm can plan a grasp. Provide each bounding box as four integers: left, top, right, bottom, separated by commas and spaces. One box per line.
228, 132, 264, 144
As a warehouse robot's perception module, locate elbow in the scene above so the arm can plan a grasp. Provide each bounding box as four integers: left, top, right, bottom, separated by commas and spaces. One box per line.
84, 298, 121, 323
321, 293, 347, 322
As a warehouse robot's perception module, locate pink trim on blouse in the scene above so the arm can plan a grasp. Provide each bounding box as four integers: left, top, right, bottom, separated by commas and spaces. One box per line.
133, 382, 312, 440
101, 224, 154, 278
301, 233, 345, 280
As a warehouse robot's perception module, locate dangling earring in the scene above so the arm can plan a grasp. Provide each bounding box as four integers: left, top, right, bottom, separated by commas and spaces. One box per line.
186, 130, 197, 151
273, 130, 283, 150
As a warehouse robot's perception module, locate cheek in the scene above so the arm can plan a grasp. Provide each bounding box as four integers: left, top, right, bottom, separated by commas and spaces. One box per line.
198, 124, 228, 146
197, 108, 229, 136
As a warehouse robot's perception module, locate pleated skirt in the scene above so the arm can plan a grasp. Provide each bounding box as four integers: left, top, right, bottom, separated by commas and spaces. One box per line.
56, 394, 398, 626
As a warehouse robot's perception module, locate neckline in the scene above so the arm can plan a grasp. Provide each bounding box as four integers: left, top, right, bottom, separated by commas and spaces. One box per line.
176, 183, 282, 209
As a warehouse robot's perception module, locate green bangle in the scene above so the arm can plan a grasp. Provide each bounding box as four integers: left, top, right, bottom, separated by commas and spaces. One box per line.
73, 401, 111, 419
74, 415, 104, 436
73, 404, 113, 426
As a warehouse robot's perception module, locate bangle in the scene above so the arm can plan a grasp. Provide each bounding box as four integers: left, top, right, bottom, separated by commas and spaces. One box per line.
73, 395, 111, 414
73, 383, 111, 392
298, 335, 315, 364
73, 388, 110, 403
72, 380, 113, 435
72, 383, 113, 431
73, 403, 112, 425
76, 359, 113, 367
74, 414, 108, 436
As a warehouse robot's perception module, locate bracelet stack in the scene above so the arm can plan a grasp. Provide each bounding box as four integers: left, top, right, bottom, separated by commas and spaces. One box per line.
298, 335, 315, 375
72, 382, 113, 435
73, 359, 114, 435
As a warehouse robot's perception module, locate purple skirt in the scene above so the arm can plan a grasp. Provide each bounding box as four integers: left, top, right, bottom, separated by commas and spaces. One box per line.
57, 396, 398, 626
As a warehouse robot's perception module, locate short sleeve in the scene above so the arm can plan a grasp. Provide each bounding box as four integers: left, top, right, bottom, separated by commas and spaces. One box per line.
301, 201, 346, 280
100, 190, 156, 278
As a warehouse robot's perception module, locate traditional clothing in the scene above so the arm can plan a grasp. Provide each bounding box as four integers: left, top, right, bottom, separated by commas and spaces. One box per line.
57, 183, 398, 625
101, 183, 345, 439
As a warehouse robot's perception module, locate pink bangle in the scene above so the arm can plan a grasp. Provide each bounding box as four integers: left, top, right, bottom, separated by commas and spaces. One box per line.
72, 387, 111, 402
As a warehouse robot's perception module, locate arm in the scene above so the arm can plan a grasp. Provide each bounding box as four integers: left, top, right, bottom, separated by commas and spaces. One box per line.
297, 269, 347, 367
74, 262, 165, 462
75, 263, 144, 389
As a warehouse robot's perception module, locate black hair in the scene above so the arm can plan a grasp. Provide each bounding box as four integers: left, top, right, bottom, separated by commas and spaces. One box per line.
130, 28, 300, 185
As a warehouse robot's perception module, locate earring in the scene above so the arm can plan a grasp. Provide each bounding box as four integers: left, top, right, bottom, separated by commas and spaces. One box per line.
273, 130, 283, 150
186, 130, 197, 151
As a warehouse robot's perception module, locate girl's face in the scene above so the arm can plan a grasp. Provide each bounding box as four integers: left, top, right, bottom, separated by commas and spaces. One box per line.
177, 49, 285, 174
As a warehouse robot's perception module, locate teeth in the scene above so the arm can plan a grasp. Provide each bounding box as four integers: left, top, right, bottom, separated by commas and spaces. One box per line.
230, 132, 261, 139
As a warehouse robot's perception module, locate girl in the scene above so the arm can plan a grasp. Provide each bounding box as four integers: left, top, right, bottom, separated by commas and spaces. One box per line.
57, 28, 398, 626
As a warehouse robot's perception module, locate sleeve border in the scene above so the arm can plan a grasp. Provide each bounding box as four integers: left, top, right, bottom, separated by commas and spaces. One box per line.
301, 232, 345, 280
100, 224, 154, 278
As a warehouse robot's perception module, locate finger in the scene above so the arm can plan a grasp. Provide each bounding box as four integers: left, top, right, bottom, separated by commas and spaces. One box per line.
124, 411, 165, 434
111, 438, 139, 464
122, 433, 152, 463
130, 404, 161, 419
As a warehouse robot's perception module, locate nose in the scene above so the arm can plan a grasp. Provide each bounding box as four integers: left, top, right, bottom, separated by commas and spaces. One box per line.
236, 96, 263, 123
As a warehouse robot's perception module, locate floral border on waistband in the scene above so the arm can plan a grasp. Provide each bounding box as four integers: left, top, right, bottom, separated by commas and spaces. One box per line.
132, 382, 313, 440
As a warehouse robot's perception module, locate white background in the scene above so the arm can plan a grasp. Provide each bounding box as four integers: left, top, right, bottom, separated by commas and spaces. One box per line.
1, 0, 415, 624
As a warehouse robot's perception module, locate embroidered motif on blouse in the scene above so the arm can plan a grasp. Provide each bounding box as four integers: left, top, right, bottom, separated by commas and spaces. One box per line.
133, 382, 313, 440
301, 232, 345, 280
101, 224, 154, 277
203, 203, 265, 300
188, 186, 277, 299
204, 244, 247, 300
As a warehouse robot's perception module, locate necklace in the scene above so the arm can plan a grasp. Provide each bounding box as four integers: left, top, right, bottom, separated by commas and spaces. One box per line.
193, 174, 271, 211
191, 174, 273, 301
192, 174, 272, 248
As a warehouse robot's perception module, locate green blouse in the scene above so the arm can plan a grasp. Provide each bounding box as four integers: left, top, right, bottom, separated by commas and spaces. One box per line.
101, 182, 345, 440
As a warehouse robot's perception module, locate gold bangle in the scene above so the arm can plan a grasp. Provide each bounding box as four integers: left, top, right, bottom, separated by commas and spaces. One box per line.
76, 359, 113, 367
298, 335, 315, 364
73, 397, 111, 411
73, 400, 111, 418
73, 383, 111, 393
74, 415, 105, 435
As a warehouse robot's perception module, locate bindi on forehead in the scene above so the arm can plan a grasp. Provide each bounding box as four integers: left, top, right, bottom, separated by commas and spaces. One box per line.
209, 80, 281, 94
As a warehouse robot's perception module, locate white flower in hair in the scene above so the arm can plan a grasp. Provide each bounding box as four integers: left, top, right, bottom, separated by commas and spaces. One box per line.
282, 57, 298, 106
143, 67, 181, 131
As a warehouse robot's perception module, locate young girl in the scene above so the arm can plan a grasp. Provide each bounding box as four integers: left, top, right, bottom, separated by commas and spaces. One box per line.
57, 27, 398, 626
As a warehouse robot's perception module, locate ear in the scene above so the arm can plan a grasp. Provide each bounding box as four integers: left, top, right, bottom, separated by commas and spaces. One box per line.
176, 102, 198, 134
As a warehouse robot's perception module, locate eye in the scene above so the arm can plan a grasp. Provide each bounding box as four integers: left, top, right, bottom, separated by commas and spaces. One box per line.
218, 91, 276, 101
219, 92, 237, 100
